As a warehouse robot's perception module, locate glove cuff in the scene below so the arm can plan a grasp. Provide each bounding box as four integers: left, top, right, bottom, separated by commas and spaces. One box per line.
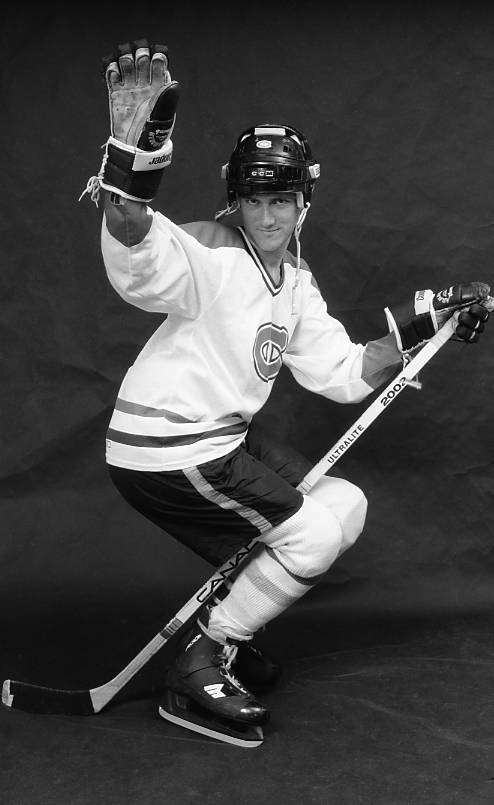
99, 136, 173, 202
385, 289, 436, 352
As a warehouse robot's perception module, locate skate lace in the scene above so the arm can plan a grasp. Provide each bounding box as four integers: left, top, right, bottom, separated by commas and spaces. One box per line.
219, 643, 249, 694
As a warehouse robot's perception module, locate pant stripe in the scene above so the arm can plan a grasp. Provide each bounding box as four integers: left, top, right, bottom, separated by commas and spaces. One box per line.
183, 467, 272, 532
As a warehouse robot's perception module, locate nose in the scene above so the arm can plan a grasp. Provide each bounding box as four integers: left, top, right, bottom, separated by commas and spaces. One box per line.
260, 204, 276, 227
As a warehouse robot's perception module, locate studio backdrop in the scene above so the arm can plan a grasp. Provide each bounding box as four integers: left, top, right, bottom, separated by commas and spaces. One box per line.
1, 2, 493, 680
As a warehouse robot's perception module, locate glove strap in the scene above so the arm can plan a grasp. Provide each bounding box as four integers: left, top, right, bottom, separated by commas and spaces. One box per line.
79, 136, 173, 207
385, 289, 436, 352
99, 136, 173, 201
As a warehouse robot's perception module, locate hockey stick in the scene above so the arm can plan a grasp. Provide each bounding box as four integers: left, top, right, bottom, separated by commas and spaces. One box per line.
0, 313, 470, 715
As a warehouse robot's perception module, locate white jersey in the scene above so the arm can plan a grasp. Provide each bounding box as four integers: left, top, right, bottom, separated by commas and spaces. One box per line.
102, 210, 401, 471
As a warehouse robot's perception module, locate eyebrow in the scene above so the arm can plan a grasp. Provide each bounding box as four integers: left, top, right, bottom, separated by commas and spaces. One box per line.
245, 195, 294, 202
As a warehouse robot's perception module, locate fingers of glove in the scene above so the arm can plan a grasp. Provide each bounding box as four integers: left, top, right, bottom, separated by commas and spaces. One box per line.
460, 303, 490, 324
135, 44, 151, 87
102, 40, 169, 86
434, 282, 490, 310
152, 43, 169, 64
105, 59, 122, 91
455, 322, 483, 342
482, 294, 494, 312
151, 50, 170, 88
455, 281, 490, 306
117, 43, 136, 87
454, 308, 488, 343
102, 51, 116, 76
455, 306, 488, 340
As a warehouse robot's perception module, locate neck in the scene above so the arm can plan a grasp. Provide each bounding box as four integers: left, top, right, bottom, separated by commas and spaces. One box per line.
246, 234, 290, 282
262, 254, 284, 283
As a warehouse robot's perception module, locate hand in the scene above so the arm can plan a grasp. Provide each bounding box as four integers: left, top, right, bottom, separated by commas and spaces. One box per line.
81, 39, 181, 206
103, 39, 179, 150
385, 282, 492, 352
454, 299, 492, 343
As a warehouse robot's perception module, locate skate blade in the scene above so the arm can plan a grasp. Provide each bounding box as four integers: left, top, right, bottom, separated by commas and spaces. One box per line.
158, 690, 264, 749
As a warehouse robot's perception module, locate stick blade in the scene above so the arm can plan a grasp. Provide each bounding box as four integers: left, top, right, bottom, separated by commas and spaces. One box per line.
2, 679, 96, 715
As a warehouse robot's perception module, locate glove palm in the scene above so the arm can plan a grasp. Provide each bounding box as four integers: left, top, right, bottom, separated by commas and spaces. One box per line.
106, 42, 176, 150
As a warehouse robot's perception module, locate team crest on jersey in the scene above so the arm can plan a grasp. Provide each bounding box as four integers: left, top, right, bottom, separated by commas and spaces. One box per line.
253, 323, 289, 382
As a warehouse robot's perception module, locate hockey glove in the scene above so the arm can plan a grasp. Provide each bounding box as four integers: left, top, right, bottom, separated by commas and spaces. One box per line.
87, 39, 180, 204
385, 282, 491, 352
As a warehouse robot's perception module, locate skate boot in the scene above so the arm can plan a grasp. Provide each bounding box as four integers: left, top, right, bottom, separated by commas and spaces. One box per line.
234, 641, 282, 693
159, 623, 269, 748
201, 597, 282, 693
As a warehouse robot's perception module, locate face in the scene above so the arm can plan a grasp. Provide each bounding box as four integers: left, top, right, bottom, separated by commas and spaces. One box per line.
239, 193, 299, 257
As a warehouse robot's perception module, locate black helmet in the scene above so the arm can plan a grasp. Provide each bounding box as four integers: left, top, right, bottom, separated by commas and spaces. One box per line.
221, 123, 320, 208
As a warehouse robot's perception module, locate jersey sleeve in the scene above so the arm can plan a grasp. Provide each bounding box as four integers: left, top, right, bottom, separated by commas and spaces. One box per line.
284, 279, 402, 403
101, 211, 232, 318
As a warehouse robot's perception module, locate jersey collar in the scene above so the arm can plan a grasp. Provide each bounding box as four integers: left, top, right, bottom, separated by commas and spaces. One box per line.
237, 227, 285, 296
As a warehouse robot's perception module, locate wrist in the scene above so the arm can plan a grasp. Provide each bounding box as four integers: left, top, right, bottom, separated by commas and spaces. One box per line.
99, 136, 173, 202
385, 289, 436, 353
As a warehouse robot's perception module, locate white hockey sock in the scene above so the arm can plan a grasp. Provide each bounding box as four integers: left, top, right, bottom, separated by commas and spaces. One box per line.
206, 546, 319, 643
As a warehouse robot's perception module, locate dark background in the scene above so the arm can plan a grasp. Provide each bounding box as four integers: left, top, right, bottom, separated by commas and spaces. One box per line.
1, 0, 494, 718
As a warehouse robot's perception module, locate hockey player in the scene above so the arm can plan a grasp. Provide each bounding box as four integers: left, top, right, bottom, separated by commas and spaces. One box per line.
83, 41, 491, 746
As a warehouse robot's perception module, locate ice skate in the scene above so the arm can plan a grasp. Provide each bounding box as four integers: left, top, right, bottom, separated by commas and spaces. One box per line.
201, 598, 282, 693
234, 641, 282, 693
159, 623, 269, 748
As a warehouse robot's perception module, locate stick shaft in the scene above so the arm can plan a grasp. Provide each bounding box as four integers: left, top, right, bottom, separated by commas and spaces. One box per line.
3, 317, 456, 714
297, 317, 455, 493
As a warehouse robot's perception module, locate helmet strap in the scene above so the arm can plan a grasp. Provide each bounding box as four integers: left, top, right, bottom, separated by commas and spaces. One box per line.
292, 202, 310, 315
294, 202, 310, 242
214, 199, 240, 221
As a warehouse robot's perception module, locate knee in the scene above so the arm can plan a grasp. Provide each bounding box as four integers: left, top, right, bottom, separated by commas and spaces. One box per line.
338, 481, 367, 552
264, 496, 343, 579
309, 476, 367, 553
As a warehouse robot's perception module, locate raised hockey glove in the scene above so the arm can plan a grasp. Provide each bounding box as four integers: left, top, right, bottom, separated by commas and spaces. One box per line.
85, 39, 180, 204
385, 282, 491, 352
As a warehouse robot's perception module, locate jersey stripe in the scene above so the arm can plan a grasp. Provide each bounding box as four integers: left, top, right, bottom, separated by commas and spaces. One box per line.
107, 420, 248, 449
114, 398, 196, 422
183, 466, 272, 532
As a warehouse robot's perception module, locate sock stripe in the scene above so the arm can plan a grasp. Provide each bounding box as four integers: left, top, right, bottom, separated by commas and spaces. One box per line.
208, 547, 322, 640
244, 563, 303, 608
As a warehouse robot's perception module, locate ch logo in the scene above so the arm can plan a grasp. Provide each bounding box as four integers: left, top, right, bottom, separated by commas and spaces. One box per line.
253, 323, 289, 382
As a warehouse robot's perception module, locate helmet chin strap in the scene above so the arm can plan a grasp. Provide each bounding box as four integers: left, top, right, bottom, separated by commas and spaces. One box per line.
291, 202, 310, 315
214, 200, 240, 221
294, 201, 309, 244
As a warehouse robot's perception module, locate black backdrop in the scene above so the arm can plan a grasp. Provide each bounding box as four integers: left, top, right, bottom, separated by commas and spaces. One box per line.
1, 2, 494, 665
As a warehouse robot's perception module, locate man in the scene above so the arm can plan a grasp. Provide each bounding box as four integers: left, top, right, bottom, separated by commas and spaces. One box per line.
82, 40, 490, 746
